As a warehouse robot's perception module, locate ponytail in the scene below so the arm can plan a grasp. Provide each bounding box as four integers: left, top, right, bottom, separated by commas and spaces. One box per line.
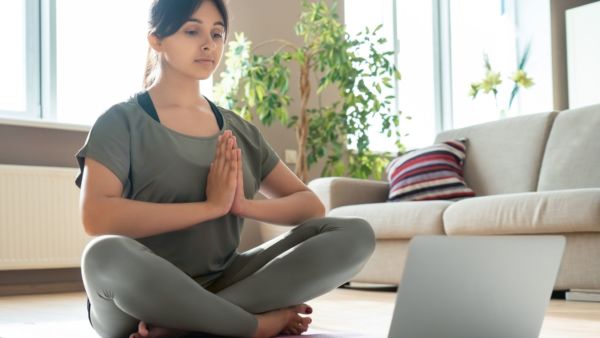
143, 45, 158, 89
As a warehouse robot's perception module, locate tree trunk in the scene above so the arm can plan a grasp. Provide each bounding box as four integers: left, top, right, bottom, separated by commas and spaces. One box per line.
296, 54, 311, 183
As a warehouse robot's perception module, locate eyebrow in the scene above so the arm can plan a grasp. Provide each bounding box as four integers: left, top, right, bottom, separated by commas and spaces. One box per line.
186, 18, 225, 28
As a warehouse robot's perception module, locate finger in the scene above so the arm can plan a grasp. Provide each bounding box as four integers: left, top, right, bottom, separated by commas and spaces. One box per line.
222, 130, 231, 148
217, 135, 229, 173
225, 138, 233, 162
219, 132, 229, 158
237, 149, 242, 175
213, 138, 222, 171
217, 133, 224, 152
229, 146, 238, 176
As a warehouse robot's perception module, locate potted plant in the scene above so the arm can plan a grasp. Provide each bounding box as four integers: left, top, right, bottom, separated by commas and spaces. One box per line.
469, 43, 534, 117
214, 0, 403, 182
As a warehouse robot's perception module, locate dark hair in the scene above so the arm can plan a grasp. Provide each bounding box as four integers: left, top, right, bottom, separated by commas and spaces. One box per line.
143, 0, 229, 88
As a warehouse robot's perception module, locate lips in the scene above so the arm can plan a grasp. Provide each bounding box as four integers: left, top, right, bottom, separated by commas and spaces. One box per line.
195, 59, 214, 63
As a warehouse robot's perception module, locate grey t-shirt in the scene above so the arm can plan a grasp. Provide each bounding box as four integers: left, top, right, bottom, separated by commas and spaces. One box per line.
75, 93, 280, 285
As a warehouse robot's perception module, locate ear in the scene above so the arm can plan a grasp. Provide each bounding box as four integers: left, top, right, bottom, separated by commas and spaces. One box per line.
148, 33, 162, 53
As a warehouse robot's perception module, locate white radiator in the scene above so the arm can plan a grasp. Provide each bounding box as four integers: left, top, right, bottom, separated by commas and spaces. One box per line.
0, 164, 91, 270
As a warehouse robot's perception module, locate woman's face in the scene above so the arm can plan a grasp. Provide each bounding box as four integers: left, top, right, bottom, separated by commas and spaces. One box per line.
154, 1, 226, 81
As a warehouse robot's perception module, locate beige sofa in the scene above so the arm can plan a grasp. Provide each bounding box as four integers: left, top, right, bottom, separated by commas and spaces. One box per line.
308, 104, 600, 290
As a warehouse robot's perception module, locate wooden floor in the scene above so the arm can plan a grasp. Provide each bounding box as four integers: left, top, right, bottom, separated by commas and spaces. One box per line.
0, 287, 599, 337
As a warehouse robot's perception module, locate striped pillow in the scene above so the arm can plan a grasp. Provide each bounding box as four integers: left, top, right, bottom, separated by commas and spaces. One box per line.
386, 139, 475, 201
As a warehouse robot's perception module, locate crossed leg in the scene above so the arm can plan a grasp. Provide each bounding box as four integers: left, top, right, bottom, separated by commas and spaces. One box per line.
82, 217, 375, 338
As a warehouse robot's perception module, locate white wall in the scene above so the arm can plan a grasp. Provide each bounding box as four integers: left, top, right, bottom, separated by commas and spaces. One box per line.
566, 1, 600, 108
550, 0, 598, 109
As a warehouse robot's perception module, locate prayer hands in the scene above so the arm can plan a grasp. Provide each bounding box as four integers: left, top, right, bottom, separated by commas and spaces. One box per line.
206, 130, 247, 216
206, 130, 238, 215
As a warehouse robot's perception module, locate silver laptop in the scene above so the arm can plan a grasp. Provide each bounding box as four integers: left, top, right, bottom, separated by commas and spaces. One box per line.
388, 235, 565, 338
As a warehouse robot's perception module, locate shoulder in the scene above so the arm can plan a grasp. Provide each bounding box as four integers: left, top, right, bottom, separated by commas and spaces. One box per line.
92, 96, 143, 131
217, 105, 262, 137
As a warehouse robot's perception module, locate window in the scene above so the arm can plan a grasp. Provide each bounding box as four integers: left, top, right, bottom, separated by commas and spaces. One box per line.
344, 0, 398, 153
443, 0, 553, 128
0, 0, 214, 126
345, 0, 438, 151
55, 1, 152, 125
0, 0, 35, 118
394, 0, 437, 149
448, 0, 519, 128
345, 0, 553, 151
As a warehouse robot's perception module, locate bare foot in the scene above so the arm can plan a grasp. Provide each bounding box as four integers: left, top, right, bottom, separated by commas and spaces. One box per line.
279, 313, 312, 336
253, 304, 313, 338
128, 320, 188, 338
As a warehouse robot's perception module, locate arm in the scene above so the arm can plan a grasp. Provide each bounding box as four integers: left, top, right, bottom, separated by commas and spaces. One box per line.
231, 158, 326, 226
81, 132, 239, 238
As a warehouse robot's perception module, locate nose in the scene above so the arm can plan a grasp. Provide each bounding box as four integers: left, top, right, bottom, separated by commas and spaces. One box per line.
202, 33, 216, 51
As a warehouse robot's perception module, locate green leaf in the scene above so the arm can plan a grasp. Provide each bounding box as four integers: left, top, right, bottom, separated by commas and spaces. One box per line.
256, 84, 265, 101
382, 77, 392, 88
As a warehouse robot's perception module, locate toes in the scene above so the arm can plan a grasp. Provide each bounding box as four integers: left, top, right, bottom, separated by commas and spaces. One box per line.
292, 319, 307, 335
300, 317, 311, 333
293, 303, 313, 314
138, 321, 149, 336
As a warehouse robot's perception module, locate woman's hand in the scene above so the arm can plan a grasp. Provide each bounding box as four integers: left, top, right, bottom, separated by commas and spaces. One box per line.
230, 141, 247, 216
206, 130, 238, 216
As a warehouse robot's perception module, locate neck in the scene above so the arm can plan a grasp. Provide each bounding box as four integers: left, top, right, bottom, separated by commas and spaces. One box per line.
147, 67, 205, 108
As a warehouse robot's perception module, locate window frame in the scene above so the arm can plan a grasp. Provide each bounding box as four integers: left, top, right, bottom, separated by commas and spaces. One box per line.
40, 0, 57, 122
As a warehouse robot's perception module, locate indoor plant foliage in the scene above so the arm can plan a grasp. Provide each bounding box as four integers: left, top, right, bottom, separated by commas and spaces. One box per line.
469, 44, 534, 116
214, 0, 402, 182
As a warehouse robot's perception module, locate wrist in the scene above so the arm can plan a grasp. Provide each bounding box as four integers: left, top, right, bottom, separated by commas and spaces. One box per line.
232, 198, 252, 217
204, 200, 228, 218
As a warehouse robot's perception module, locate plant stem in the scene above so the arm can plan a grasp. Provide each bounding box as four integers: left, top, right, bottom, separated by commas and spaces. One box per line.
296, 53, 311, 182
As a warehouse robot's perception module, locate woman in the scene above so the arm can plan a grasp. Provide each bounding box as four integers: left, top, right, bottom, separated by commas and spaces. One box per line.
75, 1, 375, 337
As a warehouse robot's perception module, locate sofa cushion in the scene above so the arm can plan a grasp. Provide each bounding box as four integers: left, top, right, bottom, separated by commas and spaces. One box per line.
435, 111, 557, 196
443, 188, 600, 235
538, 104, 600, 191
328, 201, 452, 239
386, 139, 475, 201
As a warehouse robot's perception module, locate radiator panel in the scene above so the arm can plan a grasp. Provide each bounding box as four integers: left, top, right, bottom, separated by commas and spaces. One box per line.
0, 164, 91, 270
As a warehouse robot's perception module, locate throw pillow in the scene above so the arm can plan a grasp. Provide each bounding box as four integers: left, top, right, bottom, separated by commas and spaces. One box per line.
386, 139, 475, 201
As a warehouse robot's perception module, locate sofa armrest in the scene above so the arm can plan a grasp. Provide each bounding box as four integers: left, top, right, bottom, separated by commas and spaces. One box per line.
308, 177, 389, 212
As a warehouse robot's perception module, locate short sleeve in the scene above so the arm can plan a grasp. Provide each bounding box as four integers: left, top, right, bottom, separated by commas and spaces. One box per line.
74, 105, 131, 189
258, 130, 280, 181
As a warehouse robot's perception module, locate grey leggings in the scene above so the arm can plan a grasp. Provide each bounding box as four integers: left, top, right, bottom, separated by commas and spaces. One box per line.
81, 217, 375, 338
